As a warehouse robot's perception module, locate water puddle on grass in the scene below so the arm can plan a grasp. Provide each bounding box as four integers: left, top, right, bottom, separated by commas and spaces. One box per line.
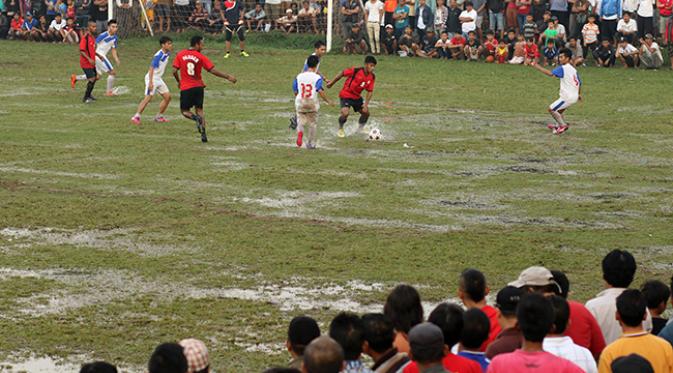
0, 166, 119, 180
0, 355, 84, 373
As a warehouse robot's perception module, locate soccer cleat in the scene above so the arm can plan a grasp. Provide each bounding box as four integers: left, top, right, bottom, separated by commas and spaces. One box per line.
547, 123, 557, 130
337, 128, 346, 138
105, 91, 117, 97
289, 115, 298, 130
154, 116, 169, 123
296, 131, 303, 147
83, 97, 94, 104
240, 50, 250, 57
131, 115, 141, 125
224, 52, 231, 59
201, 127, 208, 143
306, 143, 317, 150
70, 74, 77, 89
554, 125, 569, 134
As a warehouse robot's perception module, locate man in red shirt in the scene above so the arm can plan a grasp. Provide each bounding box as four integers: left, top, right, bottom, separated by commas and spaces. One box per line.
172, 35, 237, 143
326, 55, 377, 138
458, 268, 502, 351
78, 21, 100, 103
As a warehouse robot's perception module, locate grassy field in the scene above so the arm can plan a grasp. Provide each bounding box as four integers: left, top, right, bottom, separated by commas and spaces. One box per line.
0, 33, 672, 372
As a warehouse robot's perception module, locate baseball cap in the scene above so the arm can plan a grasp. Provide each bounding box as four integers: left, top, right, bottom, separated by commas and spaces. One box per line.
385, 24, 393, 29
26, 11, 32, 16
645, 33, 654, 39
508, 266, 562, 293
286, 8, 293, 13
495, 286, 524, 315
551, 15, 558, 21
179, 338, 209, 373
408, 322, 445, 361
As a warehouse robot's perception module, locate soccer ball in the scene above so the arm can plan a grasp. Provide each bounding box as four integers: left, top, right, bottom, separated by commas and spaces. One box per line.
485, 55, 495, 63
368, 128, 382, 141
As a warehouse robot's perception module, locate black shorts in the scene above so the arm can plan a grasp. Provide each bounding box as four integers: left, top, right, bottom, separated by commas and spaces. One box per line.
225, 25, 246, 41
82, 67, 97, 79
155, 4, 170, 17
340, 97, 364, 113
180, 87, 205, 110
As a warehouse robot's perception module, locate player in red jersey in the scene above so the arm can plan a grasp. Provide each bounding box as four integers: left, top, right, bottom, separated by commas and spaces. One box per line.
77, 21, 102, 103
326, 55, 377, 138
172, 35, 237, 143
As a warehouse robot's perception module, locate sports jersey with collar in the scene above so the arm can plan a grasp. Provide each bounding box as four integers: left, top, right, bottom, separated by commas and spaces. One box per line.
551, 64, 581, 101
293, 71, 324, 112
95, 31, 118, 56
147, 49, 171, 80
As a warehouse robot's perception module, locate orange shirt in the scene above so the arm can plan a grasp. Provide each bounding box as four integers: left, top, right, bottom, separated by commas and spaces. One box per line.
385, 0, 397, 12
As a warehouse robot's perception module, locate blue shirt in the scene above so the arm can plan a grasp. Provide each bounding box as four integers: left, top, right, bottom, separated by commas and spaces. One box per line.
658, 321, 673, 347
458, 351, 490, 372
394, 4, 410, 29
22, 18, 38, 30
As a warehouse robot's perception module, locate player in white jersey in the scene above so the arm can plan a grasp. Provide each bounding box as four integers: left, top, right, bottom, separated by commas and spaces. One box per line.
293, 55, 332, 149
290, 41, 329, 130
131, 37, 173, 125
531, 48, 582, 135
95, 19, 120, 96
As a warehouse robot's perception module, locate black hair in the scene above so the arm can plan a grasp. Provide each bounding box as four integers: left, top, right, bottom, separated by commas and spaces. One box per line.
460, 309, 490, 350
465, 1, 473, 5
80, 361, 118, 373
314, 40, 326, 49
384, 284, 423, 334
549, 295, 570, 334
55, 13, 62, 17
468, 30, 476, 35
329, 312, 365, 361
460, 268, 487, 302
616, 289, 647, 327
588, 13, 597, 18
190, 35, 204, 47
361, 313, 395, 354
641, 280, 670, 309
107, 19, 117, 25
602, 250, 636, 288
428, 303, 464, 348
516, 293, 553, 343
526, 37, 535, 42
364, 55, 377, 65
486, 30, 494, 35
148, 343, 188, 373
263, 369, 301, 373
288, 316, 321, 356
559, 48, 572, 59
611, 354, 655, 373
306, 55, 320, 68
550, 270, 570, 298
159, 36, 172, 45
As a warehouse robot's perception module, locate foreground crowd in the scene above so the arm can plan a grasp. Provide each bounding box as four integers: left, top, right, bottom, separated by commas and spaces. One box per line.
76, 249, 673, 373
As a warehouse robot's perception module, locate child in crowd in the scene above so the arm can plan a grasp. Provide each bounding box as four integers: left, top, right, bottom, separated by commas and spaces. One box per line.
524, 37, 540, 65
398, 26, 415, 56
593, 38, 615, 67
543, 39, 559, 66
581, 14, 599, 58
496, 39, 509, 63
436, 31, 451, 58
464, 30, 482, 61
509, 34, 526, 63
449, 32, 467, 59
522, 14, 538, 41
483, 30, 498, 59
503, 28, 517, 56
616, 37, 639, 68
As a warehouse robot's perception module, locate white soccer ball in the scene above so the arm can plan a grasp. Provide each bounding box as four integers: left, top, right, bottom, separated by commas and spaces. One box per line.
368, 128, 382, 141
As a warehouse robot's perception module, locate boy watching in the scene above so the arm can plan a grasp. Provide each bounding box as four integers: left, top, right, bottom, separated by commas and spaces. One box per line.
524, 37, 540, 65
482, 30, 498, 59
458, 309, 491, 371
436, 31, 451, 59
458, 269, 501, 351
286, 316, 321, 369
522, 14, 538, 41
463, 31, 482, 61
640, 280, 670, 335
448, 33, 467, 59
581, 14, 600, 58
496, 40, 509, 63
593, 38, 615, 67
616, 37, 640, 68
543, 39, 559, 66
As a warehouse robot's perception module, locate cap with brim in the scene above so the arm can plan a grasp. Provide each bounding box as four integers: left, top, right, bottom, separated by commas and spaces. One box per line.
551, 15, 558, 20
508, 266, 562, 293
385, 24, 393, 28
286, 8, 293, 13
408, 322, 445, 358
496, 286, 524, 315
645, 33, 654, 39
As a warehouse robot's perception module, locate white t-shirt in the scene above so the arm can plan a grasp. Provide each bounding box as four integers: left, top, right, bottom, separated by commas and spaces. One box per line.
365, 0, 384, 23
49, 19, 66, 30
459, 9, 477, 33
551, 64, 581, 101
623, 0, 639, 12
617, 18, 638, 33
637, 0, 654, 17
617, 43, 638, 55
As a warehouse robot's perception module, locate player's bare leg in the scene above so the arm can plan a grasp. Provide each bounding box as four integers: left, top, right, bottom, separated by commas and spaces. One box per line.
357, 107, 370, 132
548, 107, 569, 134
155, 92, 171, 122
337, 107, 350, 138
131, 94, 154, 124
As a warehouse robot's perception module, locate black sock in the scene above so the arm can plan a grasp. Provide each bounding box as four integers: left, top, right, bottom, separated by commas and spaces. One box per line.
338, 115, 347, 128
191, 113, 199, 121
84, 81, 95, 99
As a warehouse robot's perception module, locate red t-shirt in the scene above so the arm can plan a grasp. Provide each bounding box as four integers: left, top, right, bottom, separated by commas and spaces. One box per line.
10, 18, 23, 31
484, 38, 498, 52
479, 305, 502, 351
659, 0, 673, 16
404, 353, 482, 373
79, 33, 96, 69
450, 35, 466, 46
338, 67, 376, 100
524, 43, 539, 58
564, 300, 606, 360
172, 49, 215, 91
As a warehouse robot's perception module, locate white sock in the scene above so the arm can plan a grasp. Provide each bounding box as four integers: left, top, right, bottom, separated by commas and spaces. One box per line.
76, 74, 87, 81
134, 112, 140, 117
107, 75, 115, 92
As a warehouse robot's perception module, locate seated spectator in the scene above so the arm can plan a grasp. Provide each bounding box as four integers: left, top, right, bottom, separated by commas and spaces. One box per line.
458, 309, 491, 372
179, 339, 210, 373
35, 15, 50, 41
303, 336, 345, 373
502, 28, 517, 56
463, 31, 482, 61
384, 284, 423, 355
287, 316, 321, 370
188, 2, 209, 30
403, 303, 481, 373
485, 286, 524, 360
639, 33, 664, 69
206, 0, 224, 34
276, 8, 297, 33
329, 312, 373, 372
598, 289, 673, 372
361, 313, 411, 373
496, 40, 509, 63
616, 37, 640, 67
586, 250, 651, 345
641, 279, 669, 334
80, 361, 118, 373
344, 23, 368, 54
148, 342, 188, 373
482, 30, 498, 59
8, 13, 23, 40
21, 12, 40, 40
543, 296, 598, 373
509, 34, 526, 64
523, 37, 540, 65
382, 24, 398, 55
593, 38, 615, 67
458, 269, 501, 351
245, 3, 266, 31
414, 29, 439, 58
398, 26, 414, 56
48, 13, 67, 41
550, 270, 606, 360
62, 17, 79, 43
487, 293, 584, 373
436, 31, 451, 58
298, 0, 318, 33
408, 323, 451, 373
617, 11, 637, 43
448, 32, 466, 59
611, 354, 654, 373
565, 37, 584, 65
543, 39, 559, 66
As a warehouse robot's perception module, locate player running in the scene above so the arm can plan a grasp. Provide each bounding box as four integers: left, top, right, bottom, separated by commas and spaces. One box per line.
72, 20, 120, 95
293, 55, 332, 149
223, 0, 249, 58
173, 35, 237, 143
326, 55, 377, 138
290, 40, 328, 130
131, 36, 174, 125
531, 48, 582, 135
77, 21, 101, 103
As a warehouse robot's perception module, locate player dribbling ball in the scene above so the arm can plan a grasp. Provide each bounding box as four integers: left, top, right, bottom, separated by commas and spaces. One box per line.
327, 55, 377, 138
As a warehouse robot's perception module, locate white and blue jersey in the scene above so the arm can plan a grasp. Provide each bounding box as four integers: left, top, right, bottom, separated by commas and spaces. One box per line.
94, 31, 118, 74
293, 71, 324, 113
302, 53, 320, 72
549, 64, 581, 111
144, 49, 171, 96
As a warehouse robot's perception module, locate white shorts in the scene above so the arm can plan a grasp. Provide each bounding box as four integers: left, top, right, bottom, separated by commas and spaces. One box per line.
144, 77, 169, 96
549, 97, 577, 112
95, 56, 114, 74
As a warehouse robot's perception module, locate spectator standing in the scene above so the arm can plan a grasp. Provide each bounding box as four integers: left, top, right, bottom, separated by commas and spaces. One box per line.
597, 0, 621, 42
505, 0, 517, 30
222, 0, 248, 58
446, 0, 461, 36
581, 14, 599, 58
148, 343, 188, 373
640, 280, 669, 332
522, 14, 538, 39
245, 3, 266, 31
598, 290, 673, 373
471, 0, 486, 39
361, 313, 411, 373
458, 309, 492, 372
459, 1, 478, 36
302, 336, 345, 373
657, 0, 672, 38
550, 0, 568, 28
89, 0, 107, 32
616, 11, 637, 42
458, 269, 501, 352
415, 0, 433, 38
486, 286, 523, 359
393, 0, 410, 37
155, 0, 171, 32
365, 0, 385, 53
384, 284, 424, 355
488, 0, 505, 38
637, 0, 654, 37
329, 312, 374, 373
45, 0, 57, 22
179, 338, 210, 373
515, 0, 531, 33
384, 0, 397, 26
435, 0, 448, 32
286, 316, 321, 370
408, 323, 452, 373
569, 0, 587, 38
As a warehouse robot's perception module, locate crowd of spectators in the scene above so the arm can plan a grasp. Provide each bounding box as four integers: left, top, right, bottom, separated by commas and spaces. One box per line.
74, 249, 673, 373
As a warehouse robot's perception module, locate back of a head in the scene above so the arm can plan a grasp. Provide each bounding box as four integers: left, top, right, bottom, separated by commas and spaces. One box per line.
148, 342, 188, 373
428, 302, 464, 348
190, 35, 203, 47
329, 312, 364, 361
549, 295, 571, 334
384, 284, 423, 334
550, 270, 570, 298
460, 308, 490, 350
303, 336, 345, 373
80, 361, 118, 373
460, 268, 487, 302
288, 316, 321, 356
616, 289, 647, 327
516, 293, 553, 343
602, 250, 636, 288
306, 55, 320, 69
361, 313, 395, 354
611, 354, 654, 373
641, 280, 671, 310
408, 322, 446, 365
